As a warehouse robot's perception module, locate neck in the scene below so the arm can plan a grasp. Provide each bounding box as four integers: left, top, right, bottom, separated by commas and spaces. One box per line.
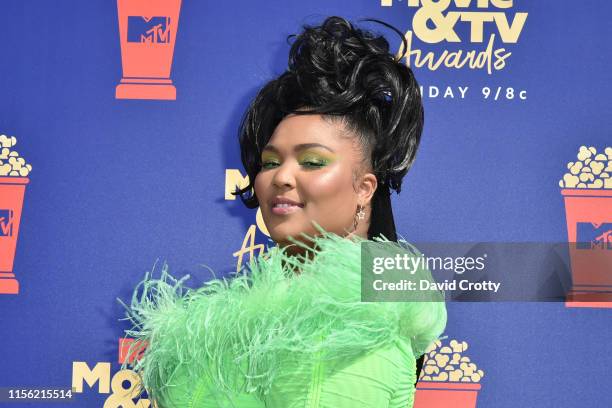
277, 229, 370, 275
280, 243, 316, 275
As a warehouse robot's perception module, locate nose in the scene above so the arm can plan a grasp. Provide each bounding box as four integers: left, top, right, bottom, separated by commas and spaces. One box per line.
271, 160, 297, 189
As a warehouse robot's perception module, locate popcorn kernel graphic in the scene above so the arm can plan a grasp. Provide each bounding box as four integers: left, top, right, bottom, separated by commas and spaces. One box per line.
0, 135, 32, 176
419, 339, 485, 383
559, 146, 612, 189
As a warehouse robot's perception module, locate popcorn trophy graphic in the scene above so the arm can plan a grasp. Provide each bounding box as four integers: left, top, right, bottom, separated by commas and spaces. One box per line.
414, 339, 484, 408
116, 0, 182, 100
559, 146, 612, 308
0, 135, 32, 295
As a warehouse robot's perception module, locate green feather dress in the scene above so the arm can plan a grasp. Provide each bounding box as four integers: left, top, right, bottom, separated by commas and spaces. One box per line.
118, 226, 447, 408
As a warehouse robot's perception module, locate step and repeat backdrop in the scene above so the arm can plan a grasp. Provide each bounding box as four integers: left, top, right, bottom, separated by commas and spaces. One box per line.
1, 1, 611, 407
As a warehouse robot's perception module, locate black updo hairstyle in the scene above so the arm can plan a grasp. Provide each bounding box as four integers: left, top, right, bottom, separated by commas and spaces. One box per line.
233, 15, 424, 243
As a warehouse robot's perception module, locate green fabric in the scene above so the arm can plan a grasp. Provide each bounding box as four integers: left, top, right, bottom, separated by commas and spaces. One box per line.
167, 336, 416, 408
118, 225, 447, 408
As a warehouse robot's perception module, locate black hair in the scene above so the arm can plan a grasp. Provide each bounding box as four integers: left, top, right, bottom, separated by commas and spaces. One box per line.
232, 15, 426, 382
233, 16, 423, 244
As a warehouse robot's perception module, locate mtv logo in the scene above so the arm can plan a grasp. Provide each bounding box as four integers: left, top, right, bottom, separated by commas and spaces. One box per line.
577, 222, 612, 250
127, 16, 171, 44
0, 209, 13, 237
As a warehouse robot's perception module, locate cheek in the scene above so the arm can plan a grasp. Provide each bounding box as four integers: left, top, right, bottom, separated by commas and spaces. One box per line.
254, 172, 268, 200
301, 167, 354, 205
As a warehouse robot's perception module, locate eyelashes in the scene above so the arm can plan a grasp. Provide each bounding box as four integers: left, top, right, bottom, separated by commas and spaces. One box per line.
302, 160, 328, 167
261, 160, 329, 169
260, 154, 333, 169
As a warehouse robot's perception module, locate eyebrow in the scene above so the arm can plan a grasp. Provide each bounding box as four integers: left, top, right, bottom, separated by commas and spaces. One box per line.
262, 143, 335, 154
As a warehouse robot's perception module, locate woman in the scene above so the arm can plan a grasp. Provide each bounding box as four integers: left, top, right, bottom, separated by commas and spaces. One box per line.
119, 16, 446, 408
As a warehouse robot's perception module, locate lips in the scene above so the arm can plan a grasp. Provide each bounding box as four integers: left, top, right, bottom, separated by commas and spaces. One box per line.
271, 196, 304, 208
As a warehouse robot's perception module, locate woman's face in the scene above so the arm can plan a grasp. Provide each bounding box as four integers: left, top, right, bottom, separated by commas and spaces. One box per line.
254, 113, 376, 252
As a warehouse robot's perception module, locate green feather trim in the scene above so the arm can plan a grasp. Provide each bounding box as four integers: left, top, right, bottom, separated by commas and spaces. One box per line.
117, 224, 447, 404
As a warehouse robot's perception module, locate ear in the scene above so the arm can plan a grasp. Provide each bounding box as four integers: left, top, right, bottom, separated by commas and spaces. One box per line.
357, 172, 378, 206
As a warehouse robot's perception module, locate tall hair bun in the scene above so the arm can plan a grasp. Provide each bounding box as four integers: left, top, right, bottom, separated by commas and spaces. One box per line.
235, 16, 423, 208
285, 16, 422, 194
287, 17, 393, 103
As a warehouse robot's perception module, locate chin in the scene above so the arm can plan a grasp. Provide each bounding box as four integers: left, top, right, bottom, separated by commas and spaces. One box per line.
268, 223, 309, 246
269, 229, 299, 246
